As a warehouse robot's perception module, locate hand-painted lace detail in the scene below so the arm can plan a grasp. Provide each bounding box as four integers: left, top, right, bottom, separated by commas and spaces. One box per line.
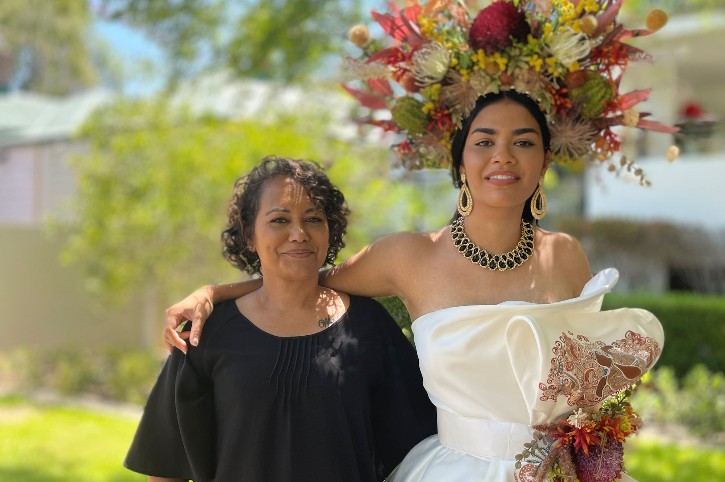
539, 330, 661, 406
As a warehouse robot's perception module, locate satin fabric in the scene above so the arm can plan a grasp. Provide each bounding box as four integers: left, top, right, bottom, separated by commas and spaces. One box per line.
388, 268, 664, 482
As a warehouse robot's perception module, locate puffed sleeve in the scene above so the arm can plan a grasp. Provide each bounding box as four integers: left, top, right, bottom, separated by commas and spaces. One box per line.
368, 300, 438, 479
124, 348, 194, 480
505, 307, 664, 424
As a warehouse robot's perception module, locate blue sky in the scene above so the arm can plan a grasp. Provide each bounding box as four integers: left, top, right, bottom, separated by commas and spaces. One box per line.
93, 18, 166, 97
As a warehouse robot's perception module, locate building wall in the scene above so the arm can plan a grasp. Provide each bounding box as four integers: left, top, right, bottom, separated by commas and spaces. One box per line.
0, 226, 159, 350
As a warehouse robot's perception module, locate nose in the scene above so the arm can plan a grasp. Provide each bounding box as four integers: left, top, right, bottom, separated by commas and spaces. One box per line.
289, 224, 308, 242
492, 144, 516, 164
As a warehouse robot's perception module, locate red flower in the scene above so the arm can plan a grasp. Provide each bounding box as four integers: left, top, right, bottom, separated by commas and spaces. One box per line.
469, 1, 530, 54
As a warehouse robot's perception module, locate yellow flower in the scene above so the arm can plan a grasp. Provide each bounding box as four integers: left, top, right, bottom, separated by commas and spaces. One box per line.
492, 52, 508, 71
528, 55, 543, 72
568, 61, 580, 72
422, 102, 435, 114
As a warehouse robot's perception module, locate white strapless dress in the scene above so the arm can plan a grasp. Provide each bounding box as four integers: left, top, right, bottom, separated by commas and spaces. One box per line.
387, 268, 663, 482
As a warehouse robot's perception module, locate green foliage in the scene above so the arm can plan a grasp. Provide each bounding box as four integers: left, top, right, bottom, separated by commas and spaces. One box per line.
98, 0, 365, 85
634, 365, 725, 439
625, 439, 725, 482
62, 95, 450, 305
0, 0, 98, 94
603, 291, 725, 377
1, 346, 162, 404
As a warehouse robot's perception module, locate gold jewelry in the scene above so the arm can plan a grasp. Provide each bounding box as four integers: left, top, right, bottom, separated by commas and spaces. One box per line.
451, 216, 535, 271
457, 173, 473, 217
530, 182, 547, 220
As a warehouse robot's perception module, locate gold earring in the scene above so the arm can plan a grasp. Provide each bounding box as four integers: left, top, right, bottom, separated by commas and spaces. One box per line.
457, 173, 473, 217
530, 182, 547, 220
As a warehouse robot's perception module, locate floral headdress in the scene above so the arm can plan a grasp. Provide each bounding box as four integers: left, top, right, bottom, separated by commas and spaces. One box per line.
342, 0, 679, 184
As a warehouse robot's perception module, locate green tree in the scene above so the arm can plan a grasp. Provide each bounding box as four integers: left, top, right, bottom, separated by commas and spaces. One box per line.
97, 0, 365, 86
62, 91, 449, 304
0, 0, 98, 94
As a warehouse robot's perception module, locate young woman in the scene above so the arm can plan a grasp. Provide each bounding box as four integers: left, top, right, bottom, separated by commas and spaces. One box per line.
125, 156, 436, 482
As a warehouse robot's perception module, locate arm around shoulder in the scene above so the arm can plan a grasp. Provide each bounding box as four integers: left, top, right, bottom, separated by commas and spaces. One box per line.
321, 231, 421, 299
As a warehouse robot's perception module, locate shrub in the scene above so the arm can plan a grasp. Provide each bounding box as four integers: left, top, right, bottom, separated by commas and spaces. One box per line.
604, 292, 725, 377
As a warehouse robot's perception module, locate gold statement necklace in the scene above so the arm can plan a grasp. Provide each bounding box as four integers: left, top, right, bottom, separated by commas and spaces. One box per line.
450, 216, 535, 271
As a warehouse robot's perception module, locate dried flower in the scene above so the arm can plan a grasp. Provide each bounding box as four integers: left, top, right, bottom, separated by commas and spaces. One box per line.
667, 145, 680, 162
341, 0, 677, 170
579, 15, 598, 36
550, 116, 598, 160
391, 96, 429, 135
469, 1, 530, 53
646, 9, 668, 32
548, 28, 592, 66
622, 109, 640, 127
411, 43, 451, 86
348, 24, 370, 48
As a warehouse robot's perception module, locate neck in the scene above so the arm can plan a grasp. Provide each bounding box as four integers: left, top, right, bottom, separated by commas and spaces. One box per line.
257, 275, 323, 311
461, 207, 527, 253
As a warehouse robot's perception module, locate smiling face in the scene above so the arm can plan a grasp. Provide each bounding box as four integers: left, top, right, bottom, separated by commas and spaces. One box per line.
460, 99, 551, 213
250, 175, 330, 281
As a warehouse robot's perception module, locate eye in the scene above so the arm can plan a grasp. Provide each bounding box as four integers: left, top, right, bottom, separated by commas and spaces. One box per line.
474, 139, 493, 147
514, 139, 535, 148
270, 217, 288, 223
306, 216, 324, 223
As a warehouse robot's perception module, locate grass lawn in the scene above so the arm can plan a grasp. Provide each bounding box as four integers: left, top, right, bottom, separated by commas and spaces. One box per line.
0, 395, 144, 482
626, 439, 725, 482
1, 395, 724, 481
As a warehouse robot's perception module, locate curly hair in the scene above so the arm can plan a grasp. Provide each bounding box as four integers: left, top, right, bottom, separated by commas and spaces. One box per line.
222, 156, 349, 275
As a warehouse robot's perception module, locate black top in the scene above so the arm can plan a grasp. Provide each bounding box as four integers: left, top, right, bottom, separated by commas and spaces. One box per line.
125, 296, 437, 482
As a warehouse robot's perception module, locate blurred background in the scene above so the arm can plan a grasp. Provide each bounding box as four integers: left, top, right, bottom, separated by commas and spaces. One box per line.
0, 0, 723, 481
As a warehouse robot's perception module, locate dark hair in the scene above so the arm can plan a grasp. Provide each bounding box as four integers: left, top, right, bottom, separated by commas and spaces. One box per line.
449, 90, 551, 223
222, 156, 349, 275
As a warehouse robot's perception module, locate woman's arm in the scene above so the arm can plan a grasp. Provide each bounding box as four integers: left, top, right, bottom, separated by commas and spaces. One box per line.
148, 477, 186, 482
164, 279, 262, 352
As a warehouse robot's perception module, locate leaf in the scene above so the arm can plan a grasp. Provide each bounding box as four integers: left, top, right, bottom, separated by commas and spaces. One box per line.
618, 89, 650, 110
367, 78, 394, 97
341, 84, 388, 110
637, 119, 680, 133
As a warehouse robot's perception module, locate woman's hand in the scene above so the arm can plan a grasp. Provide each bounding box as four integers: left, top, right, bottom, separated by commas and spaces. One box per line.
163, 286, 214, 353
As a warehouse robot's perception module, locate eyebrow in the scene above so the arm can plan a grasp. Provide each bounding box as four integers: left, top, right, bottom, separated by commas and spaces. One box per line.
264, 207, 321, 215
471, 127, 540, 136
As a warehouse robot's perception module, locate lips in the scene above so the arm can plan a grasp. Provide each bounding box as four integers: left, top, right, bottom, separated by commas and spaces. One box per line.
485, 171, 520, 185
283, 250, 315, 258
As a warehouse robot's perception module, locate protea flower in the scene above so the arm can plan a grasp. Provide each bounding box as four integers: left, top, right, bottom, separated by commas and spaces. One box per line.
548, 28, 592, 66
411, 42, 451, 86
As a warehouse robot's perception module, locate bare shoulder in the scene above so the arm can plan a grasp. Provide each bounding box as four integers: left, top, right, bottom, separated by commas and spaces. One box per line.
536, 228, 592, 290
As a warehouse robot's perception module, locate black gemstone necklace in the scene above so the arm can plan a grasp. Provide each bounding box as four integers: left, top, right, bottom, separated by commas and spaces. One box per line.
450, 216, 535, 271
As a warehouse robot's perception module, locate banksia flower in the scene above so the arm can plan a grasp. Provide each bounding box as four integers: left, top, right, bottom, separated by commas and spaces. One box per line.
469, 1, 530, 53
391, 96, 429, 135
570, 74, 615, 119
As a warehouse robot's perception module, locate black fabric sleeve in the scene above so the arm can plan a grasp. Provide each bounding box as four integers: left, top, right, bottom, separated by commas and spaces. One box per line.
124, 348, 194, 480
367, 300, 438, 479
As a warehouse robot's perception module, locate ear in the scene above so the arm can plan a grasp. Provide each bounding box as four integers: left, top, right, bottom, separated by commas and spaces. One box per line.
540, 151, 552, 178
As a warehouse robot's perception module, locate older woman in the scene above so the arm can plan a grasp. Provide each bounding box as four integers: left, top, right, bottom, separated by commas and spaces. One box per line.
124, 156, 436, 482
